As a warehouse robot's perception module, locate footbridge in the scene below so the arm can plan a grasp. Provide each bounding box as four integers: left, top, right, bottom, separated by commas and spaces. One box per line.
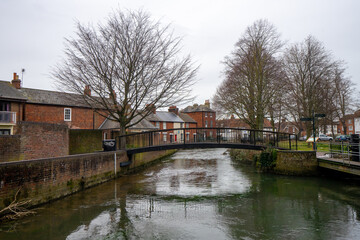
116, 127, 298, 156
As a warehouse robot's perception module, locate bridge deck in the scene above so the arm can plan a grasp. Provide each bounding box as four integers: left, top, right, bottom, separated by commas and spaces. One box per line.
317, 156, 360, 176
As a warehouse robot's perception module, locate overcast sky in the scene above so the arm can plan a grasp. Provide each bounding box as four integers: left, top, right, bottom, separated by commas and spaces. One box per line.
1, 0, 359, 107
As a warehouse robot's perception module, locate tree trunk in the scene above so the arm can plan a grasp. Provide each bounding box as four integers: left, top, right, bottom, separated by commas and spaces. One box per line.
119, 126, 126, 149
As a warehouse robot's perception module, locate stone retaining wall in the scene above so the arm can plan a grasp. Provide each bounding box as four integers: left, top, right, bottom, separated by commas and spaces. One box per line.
275, 150, 317, 175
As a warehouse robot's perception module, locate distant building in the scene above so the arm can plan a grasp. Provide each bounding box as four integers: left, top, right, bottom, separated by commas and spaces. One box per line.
181, 100, 216, 140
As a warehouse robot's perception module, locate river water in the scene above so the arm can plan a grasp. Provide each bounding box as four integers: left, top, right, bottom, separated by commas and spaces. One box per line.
2, 148, 360, 239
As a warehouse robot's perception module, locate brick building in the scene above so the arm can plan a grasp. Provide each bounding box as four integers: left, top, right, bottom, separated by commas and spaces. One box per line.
0, 73, 106, 135
181, 100, 216, 140
181, 100, 216, 128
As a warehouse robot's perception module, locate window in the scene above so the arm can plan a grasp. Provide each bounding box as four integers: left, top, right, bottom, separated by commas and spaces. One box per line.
163, 122, 167, 129
205, 120, 208, 128
0, 101, 10, 111
0, 129, 10, 135
64, 108, 71, 121
156, 122, 160, 128
205, 112, 208, 117
349, 125, 353, 131
186, 123, 189, 128
210, 121, 213, 127
103, 132, 107, 140
186, 132, 190, 141
180, 123, 184, 128
210, 113, 213, 118
163, 132, 167, 142
348, 119, 352, 124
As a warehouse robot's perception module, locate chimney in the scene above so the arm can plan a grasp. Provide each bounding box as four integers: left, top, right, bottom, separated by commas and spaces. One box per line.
84, 85, 91, 96
168, 106, 179, 115
146, 104, 156, 114
11, 72, 21, 89
204, 100, 210, 108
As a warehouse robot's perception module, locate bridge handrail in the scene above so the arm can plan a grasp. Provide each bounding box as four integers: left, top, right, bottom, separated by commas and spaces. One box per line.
115, 127, 297, 151
116, 127, 296, 138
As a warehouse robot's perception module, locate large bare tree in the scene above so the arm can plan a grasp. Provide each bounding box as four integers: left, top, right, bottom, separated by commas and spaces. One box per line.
283, 35, 337, 138
213, 19, 284, 130
52, 9, 198, 147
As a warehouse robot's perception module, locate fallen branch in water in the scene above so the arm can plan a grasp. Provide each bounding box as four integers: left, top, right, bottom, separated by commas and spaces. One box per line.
0, 188, 35, 222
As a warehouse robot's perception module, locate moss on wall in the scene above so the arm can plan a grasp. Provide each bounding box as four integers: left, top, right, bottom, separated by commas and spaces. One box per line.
69, 129, 103, 154
230, 149, 318, 176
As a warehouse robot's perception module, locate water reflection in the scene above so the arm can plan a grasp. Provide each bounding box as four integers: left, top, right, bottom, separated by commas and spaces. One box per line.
2, 149, 360, 239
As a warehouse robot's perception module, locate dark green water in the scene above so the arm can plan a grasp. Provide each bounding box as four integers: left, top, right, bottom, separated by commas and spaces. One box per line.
2, 148, 360, 239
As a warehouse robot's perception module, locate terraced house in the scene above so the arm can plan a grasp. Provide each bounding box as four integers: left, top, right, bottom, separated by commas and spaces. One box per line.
0, 73, 106, 135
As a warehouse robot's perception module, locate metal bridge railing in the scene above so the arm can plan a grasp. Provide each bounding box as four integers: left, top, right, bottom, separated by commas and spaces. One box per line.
116, 127, 297, 151
317, 141, 360, 164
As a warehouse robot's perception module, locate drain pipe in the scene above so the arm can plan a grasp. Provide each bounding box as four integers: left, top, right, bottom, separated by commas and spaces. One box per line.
114, 152, 117, 177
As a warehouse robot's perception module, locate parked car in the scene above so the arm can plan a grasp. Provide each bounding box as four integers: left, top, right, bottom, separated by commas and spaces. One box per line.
318, 134, 333, 141
299, 135, 307, 141
335, 135, 350, 142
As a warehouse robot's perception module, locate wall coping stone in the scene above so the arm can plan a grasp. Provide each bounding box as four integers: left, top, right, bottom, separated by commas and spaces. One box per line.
0, 150, 126, 166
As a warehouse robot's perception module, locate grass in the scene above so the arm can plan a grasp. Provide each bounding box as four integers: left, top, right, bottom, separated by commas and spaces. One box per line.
295, 141, 345, 152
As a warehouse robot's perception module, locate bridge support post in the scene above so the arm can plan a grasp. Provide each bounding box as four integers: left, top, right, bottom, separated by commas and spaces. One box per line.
289, 135, 291, 150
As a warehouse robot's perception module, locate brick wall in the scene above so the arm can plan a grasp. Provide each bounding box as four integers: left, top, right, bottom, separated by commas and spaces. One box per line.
24, 104, 106, 130
69, 129, 103, 154
0, 149, 174, 210
0, 122, 69, 162
18, 122, 69, 160
0, 135, 22, 162
0, 151, 127, 209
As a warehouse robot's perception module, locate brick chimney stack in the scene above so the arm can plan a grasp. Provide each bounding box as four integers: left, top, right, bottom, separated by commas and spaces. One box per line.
168, 106, 179, 115
146, 104, 156, 114
84, 85, 91, 96
11, 72, 21, 89
204, 100, 210, 108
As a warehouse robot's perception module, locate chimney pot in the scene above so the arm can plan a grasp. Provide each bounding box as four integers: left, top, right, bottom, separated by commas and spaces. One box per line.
168, 106, 179, 115
11, 72, 21, 89
84, 85, 91, 96
204, 100, 210, 108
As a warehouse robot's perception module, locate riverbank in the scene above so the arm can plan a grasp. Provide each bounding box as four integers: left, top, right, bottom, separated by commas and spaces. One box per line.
229, 148, 318, 175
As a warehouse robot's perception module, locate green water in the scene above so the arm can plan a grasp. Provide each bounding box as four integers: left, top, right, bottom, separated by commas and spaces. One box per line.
1, 149, 360, 239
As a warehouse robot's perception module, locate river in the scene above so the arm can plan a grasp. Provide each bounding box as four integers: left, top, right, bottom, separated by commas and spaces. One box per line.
2, 148, 360, 239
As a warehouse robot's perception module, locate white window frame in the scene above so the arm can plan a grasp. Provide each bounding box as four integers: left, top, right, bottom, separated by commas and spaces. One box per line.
163, 122, 167, 129
156, 122, 160, 128
349, 125, 353, 131
64, 108, 72, 121
348, 119, 352, 124
186, 123, 189, 128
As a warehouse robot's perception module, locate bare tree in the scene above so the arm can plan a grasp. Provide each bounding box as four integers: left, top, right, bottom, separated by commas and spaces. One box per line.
52, 9, 198, 148
213, 19, 284, 130
283, 35, 336, 138
333, 64, 355, 135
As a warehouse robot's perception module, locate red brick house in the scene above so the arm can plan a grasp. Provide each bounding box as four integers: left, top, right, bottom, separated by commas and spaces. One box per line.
0, 73, 106, 135
181, 100, 216, 139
